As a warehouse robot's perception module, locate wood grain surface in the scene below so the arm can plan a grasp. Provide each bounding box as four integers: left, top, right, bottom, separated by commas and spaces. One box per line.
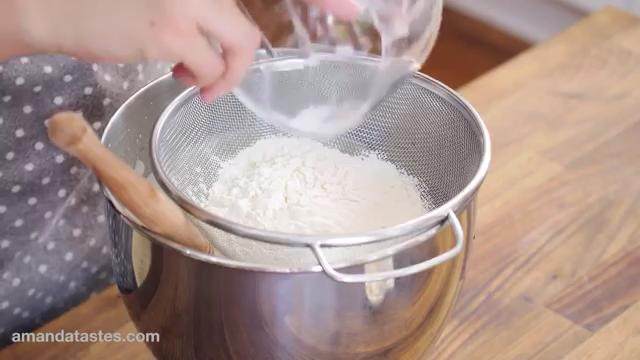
421, 8, 530, 88
2, 7, 640, 360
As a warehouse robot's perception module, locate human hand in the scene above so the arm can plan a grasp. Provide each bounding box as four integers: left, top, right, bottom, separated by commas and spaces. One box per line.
13, 0, 360, 101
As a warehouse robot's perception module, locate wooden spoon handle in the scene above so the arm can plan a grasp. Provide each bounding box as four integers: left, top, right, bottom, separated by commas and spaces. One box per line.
47, 111, 212, 254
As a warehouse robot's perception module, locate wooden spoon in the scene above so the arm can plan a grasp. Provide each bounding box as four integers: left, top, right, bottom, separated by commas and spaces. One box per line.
47, 111, 212, 254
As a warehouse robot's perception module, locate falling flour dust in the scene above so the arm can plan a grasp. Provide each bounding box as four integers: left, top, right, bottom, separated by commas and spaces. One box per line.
205, 137, 425, 235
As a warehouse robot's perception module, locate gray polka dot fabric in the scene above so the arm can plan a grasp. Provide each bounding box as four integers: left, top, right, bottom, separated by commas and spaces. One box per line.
0, 55, 170, 347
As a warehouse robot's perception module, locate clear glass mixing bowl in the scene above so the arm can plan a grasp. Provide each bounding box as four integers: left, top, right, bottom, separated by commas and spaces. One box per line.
236, 0, 443, 138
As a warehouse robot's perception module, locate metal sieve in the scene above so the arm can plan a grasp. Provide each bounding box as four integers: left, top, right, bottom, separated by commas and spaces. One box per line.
150, 52, 490, 282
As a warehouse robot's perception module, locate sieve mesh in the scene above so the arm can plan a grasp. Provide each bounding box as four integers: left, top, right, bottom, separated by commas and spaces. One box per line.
151, 56, 485, 267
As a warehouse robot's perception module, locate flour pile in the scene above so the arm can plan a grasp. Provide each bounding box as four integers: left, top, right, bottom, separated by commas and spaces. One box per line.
205, 137, 425, 235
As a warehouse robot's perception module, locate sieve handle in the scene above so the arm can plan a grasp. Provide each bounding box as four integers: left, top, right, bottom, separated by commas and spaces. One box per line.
311, 211, 464, 283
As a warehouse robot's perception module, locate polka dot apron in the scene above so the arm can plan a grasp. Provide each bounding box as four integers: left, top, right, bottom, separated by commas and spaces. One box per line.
0, 55, 170, 346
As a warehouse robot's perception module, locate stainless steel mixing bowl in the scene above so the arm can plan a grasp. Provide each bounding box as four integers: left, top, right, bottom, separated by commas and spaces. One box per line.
103, 72, 489, 359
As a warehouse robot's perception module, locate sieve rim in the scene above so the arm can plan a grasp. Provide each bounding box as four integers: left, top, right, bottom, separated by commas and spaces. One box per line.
150, 61, 491, 249
106, 196, 453, 274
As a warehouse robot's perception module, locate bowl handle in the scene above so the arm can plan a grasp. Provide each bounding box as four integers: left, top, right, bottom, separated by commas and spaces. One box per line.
311, 210, 464, 283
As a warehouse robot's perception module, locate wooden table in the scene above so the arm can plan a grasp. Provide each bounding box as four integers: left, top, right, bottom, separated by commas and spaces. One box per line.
3, 7, 640, 360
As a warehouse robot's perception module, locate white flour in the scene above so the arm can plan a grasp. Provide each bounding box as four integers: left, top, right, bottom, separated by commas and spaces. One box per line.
283, 103, 369, 137
205, 137, 425, 235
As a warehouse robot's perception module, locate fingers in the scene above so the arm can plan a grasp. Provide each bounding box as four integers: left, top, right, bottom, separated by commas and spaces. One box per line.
187, 0, 360, 103
172, 63, 196, 85
198, 1, 261, 101
199, 35, 258, 102
303, 0, 362, 21
177, 34, 226, 89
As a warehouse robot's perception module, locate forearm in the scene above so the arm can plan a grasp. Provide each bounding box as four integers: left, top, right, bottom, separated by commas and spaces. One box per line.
0, 0, 41, 60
